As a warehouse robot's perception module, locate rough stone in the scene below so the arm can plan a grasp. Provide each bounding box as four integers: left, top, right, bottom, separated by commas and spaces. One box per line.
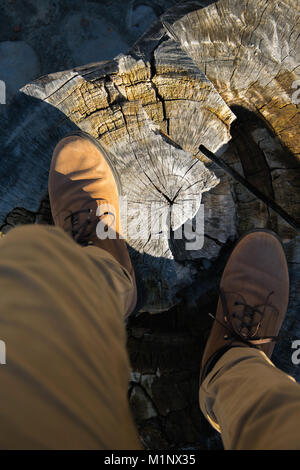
0, 41, 40, 103
64, 13, 129, 66
126, 4, 158, 36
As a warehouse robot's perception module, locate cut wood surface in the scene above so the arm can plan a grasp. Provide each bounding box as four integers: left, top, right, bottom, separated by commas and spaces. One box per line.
162, 0, 300, 239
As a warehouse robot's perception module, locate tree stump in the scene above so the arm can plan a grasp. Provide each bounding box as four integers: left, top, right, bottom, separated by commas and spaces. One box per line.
0, 0, 299, 449
162, 0, 300, 240
0, 1, 239, 313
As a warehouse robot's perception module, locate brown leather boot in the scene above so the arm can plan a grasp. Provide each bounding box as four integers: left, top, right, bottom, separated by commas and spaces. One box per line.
200, 229, 289, 384
48, 132, 137, 314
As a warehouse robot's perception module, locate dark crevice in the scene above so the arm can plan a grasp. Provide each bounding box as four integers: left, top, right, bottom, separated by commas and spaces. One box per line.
204, 233, 224, 246
129, 382, 161, 419
149, 39, 170, 135
143, 172, 174, 206
229, 105, 275, 201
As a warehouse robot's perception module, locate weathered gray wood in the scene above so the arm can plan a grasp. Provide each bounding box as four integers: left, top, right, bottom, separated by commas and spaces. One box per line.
162, 0, 300, 241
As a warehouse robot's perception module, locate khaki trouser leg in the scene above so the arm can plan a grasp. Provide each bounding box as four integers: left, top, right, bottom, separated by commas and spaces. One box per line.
200, 347, 300, 449
0, 224, 141, 449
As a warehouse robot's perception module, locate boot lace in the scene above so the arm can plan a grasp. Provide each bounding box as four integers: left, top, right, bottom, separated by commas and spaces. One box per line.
64, 203, 115, 247
64, 209, 95, 247
209, 289, 280, 347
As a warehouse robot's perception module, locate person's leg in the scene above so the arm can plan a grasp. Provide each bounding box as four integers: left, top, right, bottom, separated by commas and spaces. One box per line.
0, 132, 143, 449
200, 347, 300, 449
0, 223, 141, 449
199, 230, 300, 449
